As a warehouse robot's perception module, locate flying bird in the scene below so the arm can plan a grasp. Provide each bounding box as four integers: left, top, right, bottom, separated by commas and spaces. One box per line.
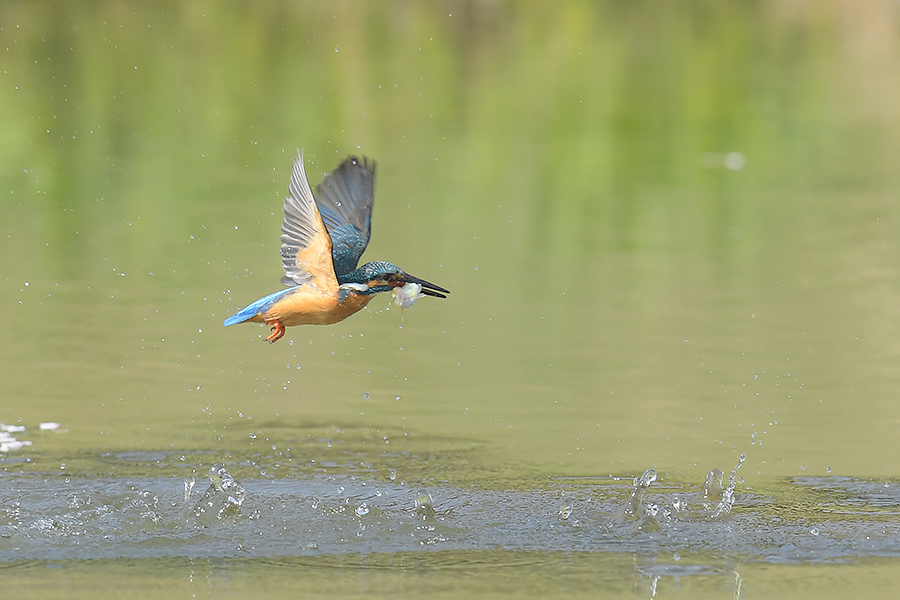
223, 151, 449, 342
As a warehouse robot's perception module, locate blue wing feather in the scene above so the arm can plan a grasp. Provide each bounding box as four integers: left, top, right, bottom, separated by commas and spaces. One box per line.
315, 156, 375, 276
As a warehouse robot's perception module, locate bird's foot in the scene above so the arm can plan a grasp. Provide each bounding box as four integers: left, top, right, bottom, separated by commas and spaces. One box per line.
266, 320, 285, 343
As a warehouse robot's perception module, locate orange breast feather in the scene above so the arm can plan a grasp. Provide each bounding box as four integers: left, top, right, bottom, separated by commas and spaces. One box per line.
255, 288, 374, 326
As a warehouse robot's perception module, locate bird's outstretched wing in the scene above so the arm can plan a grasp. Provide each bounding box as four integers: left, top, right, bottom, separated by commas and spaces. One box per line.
279, 151, 338, 289
315, 155, 375, 276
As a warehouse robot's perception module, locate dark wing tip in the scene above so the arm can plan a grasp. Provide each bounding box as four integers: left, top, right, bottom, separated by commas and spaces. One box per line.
339, 155, 377, 180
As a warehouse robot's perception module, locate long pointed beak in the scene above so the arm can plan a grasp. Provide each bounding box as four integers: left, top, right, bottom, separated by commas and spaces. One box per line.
403, 274, 450, 299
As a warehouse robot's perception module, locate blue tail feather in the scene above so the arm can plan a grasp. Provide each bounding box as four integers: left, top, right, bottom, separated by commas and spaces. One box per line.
223, 287, 298, 327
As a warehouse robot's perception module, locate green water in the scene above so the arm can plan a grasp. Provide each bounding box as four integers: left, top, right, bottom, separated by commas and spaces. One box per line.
3, 1, 900, 597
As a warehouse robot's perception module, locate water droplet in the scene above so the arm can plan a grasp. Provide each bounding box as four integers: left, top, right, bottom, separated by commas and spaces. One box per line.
725, 151, 746, 170
356, 503, 369, 516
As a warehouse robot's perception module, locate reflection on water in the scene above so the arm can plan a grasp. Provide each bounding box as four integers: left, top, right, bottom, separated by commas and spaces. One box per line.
3, 0, 900, 597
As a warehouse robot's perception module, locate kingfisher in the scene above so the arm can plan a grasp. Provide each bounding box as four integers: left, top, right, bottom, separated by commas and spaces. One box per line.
223, 150, 449, 343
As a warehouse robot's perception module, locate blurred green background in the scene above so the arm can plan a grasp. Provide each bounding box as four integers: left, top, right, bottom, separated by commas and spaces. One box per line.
2, 0, 900, 485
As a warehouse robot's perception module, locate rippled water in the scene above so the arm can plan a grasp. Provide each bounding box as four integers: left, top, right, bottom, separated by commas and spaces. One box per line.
4, 460, 900, 597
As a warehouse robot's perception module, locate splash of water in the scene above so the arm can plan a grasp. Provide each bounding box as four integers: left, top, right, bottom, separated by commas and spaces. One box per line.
183, 476, 195, 503
208, 465, 246, 507
191, 465, 247, 521
707, 454, 745, 520
415, 492, 435, 519
702, 469, 725, 501
623, 468, 657, 521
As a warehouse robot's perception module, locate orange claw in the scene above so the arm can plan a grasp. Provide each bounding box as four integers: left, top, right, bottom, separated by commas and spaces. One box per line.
266, 320, 285, 343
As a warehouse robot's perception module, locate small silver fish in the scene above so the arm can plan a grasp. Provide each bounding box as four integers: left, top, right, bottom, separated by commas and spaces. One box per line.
392, 282, 425, 309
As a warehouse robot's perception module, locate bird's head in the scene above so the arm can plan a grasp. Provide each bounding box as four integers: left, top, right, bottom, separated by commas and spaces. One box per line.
341, 261, 449, 298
